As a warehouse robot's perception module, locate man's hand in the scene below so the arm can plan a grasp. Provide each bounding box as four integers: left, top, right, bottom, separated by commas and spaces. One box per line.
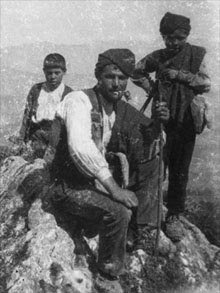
160, 69, 178, 80
112, 188, 138, 209
101, 176, 138, 209
154, 101, 170, 123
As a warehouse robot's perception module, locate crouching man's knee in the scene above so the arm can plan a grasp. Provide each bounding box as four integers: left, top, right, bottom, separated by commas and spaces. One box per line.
115, 204, 132, 227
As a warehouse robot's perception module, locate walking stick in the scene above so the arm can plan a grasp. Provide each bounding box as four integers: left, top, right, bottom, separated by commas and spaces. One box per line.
140, 94, 153, 114
139, 76, 155, 114
154, 91, 164, 257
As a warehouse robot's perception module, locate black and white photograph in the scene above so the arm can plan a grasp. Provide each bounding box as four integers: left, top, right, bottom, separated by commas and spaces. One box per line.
0, 1, 220, 292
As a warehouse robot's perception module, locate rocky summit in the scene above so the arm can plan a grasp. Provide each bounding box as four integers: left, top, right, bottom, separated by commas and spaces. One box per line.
0, 154, 220, 293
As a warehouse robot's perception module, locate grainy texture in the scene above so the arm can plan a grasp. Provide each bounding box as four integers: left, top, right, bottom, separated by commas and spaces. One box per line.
0, 156, 220, 293
0, 1, 219, 292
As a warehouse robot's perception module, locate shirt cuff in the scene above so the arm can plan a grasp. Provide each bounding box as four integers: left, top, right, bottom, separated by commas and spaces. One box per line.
95, 167, 112, 182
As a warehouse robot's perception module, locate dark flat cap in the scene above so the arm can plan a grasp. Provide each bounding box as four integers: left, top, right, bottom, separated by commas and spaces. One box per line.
160, 12, 191, 35
95, 48, 135, 78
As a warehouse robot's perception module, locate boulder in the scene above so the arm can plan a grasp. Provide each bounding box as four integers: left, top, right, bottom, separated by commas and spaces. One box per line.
0, 156, 220, 293
0, 156, 93, 293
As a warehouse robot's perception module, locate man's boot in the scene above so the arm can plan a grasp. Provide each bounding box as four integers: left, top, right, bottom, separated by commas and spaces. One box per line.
95, 271, 123, 293
165, 213, 185, 242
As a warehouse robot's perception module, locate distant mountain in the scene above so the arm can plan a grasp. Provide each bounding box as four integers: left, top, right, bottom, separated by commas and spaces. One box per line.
0, 40, 157, 76
0, 42, 97, 96
0, 41, 150, 143
0, 40, 155, 96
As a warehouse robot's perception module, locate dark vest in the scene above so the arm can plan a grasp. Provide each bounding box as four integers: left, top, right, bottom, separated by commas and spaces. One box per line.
20, 82, 73, 142
50, 88, 104, 186
154, 44, 206, 125
108, 100, 158, 168
50, 88, 158, 186
82, 88, 104, 153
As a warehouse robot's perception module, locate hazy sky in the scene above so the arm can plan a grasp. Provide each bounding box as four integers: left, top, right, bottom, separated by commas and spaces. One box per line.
0, 1, 219, 195
1, 0, 219, 49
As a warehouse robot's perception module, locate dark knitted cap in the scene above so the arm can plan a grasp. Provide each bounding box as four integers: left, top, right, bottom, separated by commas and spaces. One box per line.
95, 48, 135, 78
160, 12, 191, 35
43, 53, 66, 72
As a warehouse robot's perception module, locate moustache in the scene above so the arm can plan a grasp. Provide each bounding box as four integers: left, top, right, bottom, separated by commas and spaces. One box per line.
116, 90, 131, 101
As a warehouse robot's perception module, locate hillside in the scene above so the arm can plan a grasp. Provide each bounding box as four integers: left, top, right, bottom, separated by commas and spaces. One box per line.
0, 42, 220, 247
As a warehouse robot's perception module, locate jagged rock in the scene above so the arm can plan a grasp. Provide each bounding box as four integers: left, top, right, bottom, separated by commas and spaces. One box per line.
1, 155, 220, 293
0, 156, 93, 293
0, 141, 35, 166
185, 189, 220, 247
121, 217, 220, 293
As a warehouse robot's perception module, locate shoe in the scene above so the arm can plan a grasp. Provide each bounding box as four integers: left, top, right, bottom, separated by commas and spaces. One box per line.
94, 272, 123, 293
165, 214, 184, 242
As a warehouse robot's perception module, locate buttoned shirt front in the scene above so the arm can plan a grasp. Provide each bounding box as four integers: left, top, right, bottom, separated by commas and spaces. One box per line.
36, 82, 65, 122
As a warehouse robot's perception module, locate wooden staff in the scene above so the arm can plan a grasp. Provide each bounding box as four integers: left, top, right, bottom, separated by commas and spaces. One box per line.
154, 93, 164, 257
140, 94, 154, 114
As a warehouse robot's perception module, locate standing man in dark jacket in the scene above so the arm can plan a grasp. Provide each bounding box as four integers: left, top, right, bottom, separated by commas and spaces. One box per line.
19, 53, 73, 157
132, 12, 211, 242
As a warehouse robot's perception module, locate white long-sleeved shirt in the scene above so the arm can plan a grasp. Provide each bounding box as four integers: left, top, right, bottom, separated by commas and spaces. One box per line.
56, 91, 115, 182
36, 82, 65, 122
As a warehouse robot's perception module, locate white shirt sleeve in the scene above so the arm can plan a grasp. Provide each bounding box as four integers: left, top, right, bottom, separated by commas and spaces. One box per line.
56, 91, 112, 181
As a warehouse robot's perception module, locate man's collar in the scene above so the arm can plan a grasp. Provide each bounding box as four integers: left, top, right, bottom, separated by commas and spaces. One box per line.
43, 82, 64, 93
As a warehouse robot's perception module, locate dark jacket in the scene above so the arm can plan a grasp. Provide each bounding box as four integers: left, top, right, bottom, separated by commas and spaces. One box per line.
134, 43, 209, 139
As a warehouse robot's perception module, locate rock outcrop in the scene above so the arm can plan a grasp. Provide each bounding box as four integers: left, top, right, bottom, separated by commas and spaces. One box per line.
1, 156, 220, 293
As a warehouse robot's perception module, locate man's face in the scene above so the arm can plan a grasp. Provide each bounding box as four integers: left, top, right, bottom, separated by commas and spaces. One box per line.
98, 64, 128, 103
162, 30, 188, 54
43, 67, 65, 90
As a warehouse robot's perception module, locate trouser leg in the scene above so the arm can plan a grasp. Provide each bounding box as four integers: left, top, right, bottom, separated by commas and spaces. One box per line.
129, 156, 159, 227
166, 135, 196, 214
97, 204, 131, 276
53, 184, 131, 277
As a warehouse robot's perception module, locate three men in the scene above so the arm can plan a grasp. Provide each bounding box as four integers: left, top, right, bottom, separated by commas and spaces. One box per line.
133, 12, 211, 242
50, 48, 169, 289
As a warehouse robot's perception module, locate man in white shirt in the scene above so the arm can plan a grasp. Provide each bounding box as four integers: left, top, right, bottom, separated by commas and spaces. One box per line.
19, 53, 73, 158
51, 48, 169, 290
